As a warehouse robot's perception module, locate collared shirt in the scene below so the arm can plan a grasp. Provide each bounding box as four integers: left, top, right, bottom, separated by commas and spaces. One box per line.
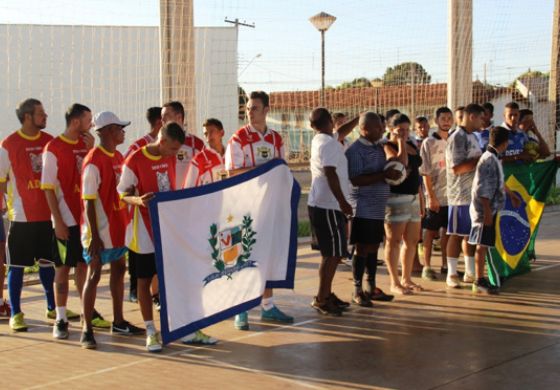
183, 147, 226, 188
345, 137, 389, 220
225, 124, 284, 170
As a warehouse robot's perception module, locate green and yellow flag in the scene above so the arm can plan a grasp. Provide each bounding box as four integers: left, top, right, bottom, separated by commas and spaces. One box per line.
487, 160, 558, 286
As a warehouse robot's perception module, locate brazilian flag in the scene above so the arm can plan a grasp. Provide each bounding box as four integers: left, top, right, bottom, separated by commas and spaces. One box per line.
487, 159, 559, 286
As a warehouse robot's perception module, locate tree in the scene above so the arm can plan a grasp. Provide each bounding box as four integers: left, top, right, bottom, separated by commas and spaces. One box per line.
382, 62, 431, 86
337, 77, 371, 89
516, 69, 549, 81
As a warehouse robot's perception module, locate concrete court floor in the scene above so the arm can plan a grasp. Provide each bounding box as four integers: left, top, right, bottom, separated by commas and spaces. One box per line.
0, 210, 559, 390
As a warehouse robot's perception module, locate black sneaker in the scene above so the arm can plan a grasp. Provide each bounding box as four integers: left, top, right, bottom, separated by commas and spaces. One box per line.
329, 293, 350, 310
352, 291, 373, 307
112, 321, 145, 336
152, 294, 161, 312
365, 288, 395, 302
80, 330, 97, 349
473, 278, 500, 295
52, 319, 69, 339
310, 297, 342, 316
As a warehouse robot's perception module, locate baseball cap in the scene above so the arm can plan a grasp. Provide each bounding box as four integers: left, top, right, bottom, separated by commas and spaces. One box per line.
93, 111, 131, 131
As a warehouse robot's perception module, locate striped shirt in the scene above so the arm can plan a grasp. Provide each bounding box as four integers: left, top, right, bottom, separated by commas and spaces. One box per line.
345, 137, 390, 220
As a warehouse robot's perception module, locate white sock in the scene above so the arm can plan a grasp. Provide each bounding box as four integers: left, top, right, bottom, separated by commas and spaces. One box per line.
145, 320, 156, 336
56, 306, 67, 322
447, 257, 458, 276
465, 256, 475, 276
261, 297, 274, 311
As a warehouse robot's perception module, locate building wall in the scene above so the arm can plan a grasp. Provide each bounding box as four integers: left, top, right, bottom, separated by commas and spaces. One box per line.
0, 24, 237, 148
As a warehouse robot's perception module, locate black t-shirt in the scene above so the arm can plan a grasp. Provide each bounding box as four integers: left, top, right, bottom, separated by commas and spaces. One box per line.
386, 140, 422, 195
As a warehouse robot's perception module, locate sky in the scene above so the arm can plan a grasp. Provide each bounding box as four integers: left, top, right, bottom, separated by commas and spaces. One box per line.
0, 0, 554, 92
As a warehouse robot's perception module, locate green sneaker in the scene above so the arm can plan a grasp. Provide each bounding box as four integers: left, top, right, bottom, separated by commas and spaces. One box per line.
146, 333, 163, 352
261, 305, 294, 324
92, 311, 111, 329
46, 309, 81, 320
421, 267, 438, 281
10, 312, 28, 332
234, 311, 249, 330
181, 330, 218, 345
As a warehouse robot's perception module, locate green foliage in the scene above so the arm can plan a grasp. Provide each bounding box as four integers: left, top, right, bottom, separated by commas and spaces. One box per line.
382, 62, 431, 86
337, 77, 371, 89
298, 220, 311, 237
546, 185, 560, 205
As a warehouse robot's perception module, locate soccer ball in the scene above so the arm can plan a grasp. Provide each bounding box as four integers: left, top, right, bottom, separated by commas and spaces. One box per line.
384, 161, 407, 186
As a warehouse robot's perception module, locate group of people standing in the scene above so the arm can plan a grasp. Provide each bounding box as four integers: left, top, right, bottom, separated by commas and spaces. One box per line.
307, 101, 550, 316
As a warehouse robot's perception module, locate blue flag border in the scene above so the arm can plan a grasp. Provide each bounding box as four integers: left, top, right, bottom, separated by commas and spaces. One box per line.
149, 159, 301, 344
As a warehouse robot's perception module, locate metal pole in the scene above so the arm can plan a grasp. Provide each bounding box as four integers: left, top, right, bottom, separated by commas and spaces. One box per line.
321, 29, 325, 106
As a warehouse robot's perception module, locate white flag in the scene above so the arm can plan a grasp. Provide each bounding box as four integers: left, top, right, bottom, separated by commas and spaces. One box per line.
149, 160, 300, 343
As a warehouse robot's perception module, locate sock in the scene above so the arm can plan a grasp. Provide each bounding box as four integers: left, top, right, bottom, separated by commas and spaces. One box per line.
56, 306, 67, 322
261, 297, 274, 311
38, 264, 55, 311
145, 320, 156, 336
365, 254, 378, 293
465, 256, 475, 276
352, 255, 366, 291
7, 267, 24, 316
447, 257, 458, 276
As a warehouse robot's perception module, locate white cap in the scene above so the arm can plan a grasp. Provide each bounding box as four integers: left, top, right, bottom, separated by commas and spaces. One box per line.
93, 111, 131, 131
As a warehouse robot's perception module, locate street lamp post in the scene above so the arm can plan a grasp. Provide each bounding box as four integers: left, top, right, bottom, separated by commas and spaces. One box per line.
309, 12, 336, 106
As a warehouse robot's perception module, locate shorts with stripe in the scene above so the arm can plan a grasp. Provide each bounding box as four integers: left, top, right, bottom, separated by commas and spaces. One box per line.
468, 218, 496, 248
385, 194, 422, 224
447, 205, 471, 236
309, 206, 348, 258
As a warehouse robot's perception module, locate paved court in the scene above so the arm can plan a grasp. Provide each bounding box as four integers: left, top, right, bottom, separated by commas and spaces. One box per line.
1, 211, 559, 389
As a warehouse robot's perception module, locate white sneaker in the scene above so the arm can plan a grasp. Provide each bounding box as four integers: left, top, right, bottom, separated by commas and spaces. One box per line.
463, 273, 475, 283
446, 274, 461, 288
146, 333, 163, 352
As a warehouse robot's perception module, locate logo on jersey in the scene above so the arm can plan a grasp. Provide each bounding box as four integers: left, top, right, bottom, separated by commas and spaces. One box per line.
156, 171, 171, 192
177, 151, 185, 161
29, 153, 42, 173
75, 155, 84, 174
256, 146, 272, 160
203, 214, 258, 286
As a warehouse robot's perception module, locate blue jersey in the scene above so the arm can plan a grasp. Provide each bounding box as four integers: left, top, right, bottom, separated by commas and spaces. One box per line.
502, 123, 528, 157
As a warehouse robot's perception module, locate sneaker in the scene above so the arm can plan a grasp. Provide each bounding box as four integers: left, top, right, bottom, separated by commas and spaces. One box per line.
473, 278, 500, 295
146, 333, 163, 352
80, 330, 97, 349
0, 300, 11, 318
152, 295, 161, 312
234, 311, 249, 330
112, 321, 145, 335
440, 266, 448, 275
129, 291, 138, 303
261, 305, 294, 323
46, 308, 80, 321
310, 296, 342, 316
53, 319, 69, 339
446, 274, 461, 289
463, 273, 476, 283
417, 244, 424, 259
366, 287, 395, 302
352, 291, 373, 307
181, 330, 218, 345
9, 312, 28, 332
422, 267, 438, 281
329, 293, 350, 310
92, 311, 111, 329
433, 238, 441, 252
341, 257, 353, 267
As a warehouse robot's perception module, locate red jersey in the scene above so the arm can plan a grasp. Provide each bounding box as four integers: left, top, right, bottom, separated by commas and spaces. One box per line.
0, 130, 53, 222
41, 135, 89, 226
175, 133, 204, 189
225, 124, 284, 170
117, 146, 176, 254
183, 147, 226, 188
81, 146, 127, 249
124, 134, 156, 159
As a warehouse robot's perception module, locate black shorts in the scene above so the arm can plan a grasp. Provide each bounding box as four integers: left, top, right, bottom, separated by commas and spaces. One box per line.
53, 225, 85, 267
468, 220, 497, 248
422, 207, 449, 231
307, 206, 320, 251
7, 221, 54, 267
350, 218, 384, 245
128, 250, 157, 279
309, 207, 348, 258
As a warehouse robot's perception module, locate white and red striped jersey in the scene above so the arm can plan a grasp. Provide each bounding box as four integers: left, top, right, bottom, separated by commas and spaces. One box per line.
175, 133, 204, 189
183, 147, 226, 188
41, 135, 89, 227
81, 146, 127, 250
124, 134, 155, 159
0, 130, 53, 222
117, 147, 176, 254
225, 124, 284, 170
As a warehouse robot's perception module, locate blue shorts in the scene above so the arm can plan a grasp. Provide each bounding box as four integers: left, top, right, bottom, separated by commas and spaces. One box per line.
83, 247, 128, 265
447, 205, 471, 236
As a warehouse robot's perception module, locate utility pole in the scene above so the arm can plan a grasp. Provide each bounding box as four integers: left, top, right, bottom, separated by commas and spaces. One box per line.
159, 0, 196, 133
410, 62, 416, 119
549, 0, 560, 154
224, 17, 255, 29
447, 0, 473, 109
